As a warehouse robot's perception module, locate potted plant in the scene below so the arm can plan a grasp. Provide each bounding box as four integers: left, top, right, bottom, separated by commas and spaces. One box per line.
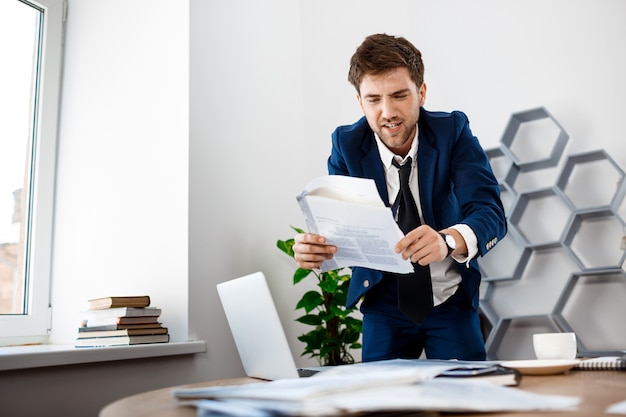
277, 226, 362, 366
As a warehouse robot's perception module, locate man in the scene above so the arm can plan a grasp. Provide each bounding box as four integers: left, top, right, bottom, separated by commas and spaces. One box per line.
293, 34, 506, 362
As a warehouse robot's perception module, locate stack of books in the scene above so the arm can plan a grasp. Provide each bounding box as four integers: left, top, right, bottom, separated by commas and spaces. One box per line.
75, 295, 169, 347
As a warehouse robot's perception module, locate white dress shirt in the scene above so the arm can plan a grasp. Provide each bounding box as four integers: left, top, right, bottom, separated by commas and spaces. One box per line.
373, 128, 478, 306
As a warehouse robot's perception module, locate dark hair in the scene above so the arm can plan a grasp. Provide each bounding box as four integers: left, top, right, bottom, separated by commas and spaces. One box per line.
348, 33, 425, 93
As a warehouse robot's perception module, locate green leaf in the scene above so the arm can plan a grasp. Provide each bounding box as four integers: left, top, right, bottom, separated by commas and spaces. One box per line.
276, 238, 295, 257
328, 304, 346, 317
339, 271, 351, 280
290, 225, 306, 234
340, 327, 361, 344
331, 289, 348, 306
293, 268, 312, 284
319, 275, 338, 293
298, 329, 324, 349
317, 315, 334, 325
295, 290, 323, 313
296, 314, 323, 326
343, 316, 363, 329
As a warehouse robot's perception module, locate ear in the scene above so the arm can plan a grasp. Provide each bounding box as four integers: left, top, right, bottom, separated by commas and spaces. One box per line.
419, 83, 427, 106
356, 93, 365, 112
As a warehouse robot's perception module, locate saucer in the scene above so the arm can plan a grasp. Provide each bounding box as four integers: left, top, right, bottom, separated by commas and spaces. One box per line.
500, 359, 580, 375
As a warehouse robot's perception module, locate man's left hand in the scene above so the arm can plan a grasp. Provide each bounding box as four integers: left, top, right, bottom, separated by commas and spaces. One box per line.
394, 225, 447, 265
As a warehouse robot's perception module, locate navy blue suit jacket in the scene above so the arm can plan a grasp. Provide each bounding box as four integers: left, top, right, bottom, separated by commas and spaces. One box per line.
328, 108, 507, 310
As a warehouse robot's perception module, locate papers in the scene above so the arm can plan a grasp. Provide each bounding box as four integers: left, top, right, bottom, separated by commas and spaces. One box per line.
296, 175, 413, 274
608, 399, 626, 414
173, 359, 580, 416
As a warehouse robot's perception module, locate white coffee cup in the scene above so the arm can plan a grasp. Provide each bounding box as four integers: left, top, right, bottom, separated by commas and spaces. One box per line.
533, 332, 577, 360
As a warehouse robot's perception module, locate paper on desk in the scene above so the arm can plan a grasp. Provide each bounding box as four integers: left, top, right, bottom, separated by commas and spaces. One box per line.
176, 359, 580, 416
296, 175, 413, 274
323, 379, 578, 415
190, 378, 579, 417
608, 399, 626, 415
191, 383, 579, 416
174, 364, 432, 402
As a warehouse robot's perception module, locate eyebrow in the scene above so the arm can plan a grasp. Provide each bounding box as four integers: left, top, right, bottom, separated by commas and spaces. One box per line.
363, 88, 412, 99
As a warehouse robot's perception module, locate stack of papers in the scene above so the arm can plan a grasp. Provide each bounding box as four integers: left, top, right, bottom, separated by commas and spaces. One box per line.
172, 359, 580, 416
296, 175, 413, 274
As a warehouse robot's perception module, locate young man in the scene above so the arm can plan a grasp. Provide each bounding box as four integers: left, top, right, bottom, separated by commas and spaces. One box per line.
293, 34, 506, 362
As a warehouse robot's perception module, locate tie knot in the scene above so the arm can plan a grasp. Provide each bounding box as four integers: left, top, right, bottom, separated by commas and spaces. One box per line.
392, 156, 412, 169
392, 156, 412, 182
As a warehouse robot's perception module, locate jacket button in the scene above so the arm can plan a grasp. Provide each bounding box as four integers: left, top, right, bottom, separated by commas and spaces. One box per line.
363, 280, 370, 288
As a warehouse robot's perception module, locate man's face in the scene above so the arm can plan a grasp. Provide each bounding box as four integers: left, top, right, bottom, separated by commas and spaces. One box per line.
357, 67, 426, 157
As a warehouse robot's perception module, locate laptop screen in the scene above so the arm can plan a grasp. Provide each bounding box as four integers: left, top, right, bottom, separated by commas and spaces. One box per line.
217, 272, 301, 380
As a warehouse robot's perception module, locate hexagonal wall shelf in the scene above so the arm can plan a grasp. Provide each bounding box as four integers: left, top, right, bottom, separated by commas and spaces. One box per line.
498, 184, 516, 215
484, 247, 578, 320
486, 146, 514, 185
479, 226, 530, 282
507, 187, 572, 248
556, 150, 626, 211
501, 107, 569, 189
479, 107, 626, 359
485, 315, 561, 360
553, 269, 626, 356
563, 209, 626, 271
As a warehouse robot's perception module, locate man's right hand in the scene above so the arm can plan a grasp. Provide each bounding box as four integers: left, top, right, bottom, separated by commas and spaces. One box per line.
292, 233, 337, 270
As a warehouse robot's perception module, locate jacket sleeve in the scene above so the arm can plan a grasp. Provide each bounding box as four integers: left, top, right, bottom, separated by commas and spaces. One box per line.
448, 111, 507, 259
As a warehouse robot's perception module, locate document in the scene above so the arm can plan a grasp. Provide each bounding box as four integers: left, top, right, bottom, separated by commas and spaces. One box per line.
173, 359, 580, 416
607, 399, 626, 414
296, 175, 413, 274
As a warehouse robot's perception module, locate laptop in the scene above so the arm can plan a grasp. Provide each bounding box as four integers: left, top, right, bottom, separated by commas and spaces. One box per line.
216, 271, 325, 380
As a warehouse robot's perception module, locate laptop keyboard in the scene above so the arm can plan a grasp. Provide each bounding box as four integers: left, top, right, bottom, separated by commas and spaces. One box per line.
297, 368, 320, 378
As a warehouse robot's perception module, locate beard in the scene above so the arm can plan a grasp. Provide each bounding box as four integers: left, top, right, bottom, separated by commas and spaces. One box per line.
372, 114, 418, 155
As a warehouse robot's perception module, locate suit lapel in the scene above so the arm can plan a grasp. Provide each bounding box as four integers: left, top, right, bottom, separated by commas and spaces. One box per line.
358, 133, 390, 206
417, 129, 438, 226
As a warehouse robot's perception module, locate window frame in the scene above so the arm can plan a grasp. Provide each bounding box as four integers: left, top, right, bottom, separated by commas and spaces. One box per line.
0, 0, 65, 344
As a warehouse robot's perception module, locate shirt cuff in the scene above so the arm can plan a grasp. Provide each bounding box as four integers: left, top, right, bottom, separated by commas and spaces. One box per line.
450, 223, 478, 267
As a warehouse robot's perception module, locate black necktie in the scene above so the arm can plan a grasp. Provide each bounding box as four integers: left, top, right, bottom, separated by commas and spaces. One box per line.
392, 157, 434, 324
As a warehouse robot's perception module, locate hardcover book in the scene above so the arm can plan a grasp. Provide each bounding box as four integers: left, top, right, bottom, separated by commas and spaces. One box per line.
78, 322, 163, 332
81, 307, 162, 319
76, 327, 168, 339
74, 333, 170, 347
88, 295, 151, 310
80, 315, 161, 327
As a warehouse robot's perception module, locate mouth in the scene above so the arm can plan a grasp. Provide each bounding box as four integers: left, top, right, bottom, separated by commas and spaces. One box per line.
382, 121, 402, 133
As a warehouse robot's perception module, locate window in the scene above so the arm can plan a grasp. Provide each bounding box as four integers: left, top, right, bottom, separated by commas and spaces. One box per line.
0, 0, 65, 344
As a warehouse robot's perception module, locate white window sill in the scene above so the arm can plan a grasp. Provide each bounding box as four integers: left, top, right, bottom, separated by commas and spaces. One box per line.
0, 340, 206, 371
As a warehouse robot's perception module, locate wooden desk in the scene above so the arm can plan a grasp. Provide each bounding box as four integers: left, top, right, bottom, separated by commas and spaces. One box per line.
100, 371, 626, 417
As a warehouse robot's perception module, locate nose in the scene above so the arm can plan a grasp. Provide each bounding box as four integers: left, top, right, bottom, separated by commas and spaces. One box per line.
381, 97, 397, 120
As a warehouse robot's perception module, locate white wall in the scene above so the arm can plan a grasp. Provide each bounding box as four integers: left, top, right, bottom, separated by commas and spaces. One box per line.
190, 0, 626, 376
188, 0, 312, 378
50, 0, 189, 344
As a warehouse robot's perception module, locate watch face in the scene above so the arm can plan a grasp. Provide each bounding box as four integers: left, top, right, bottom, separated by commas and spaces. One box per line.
445, 234, 456, 249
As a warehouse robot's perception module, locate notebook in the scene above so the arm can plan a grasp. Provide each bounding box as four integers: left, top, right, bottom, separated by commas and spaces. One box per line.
216, 271, 326, 380
574, 355, 626, 371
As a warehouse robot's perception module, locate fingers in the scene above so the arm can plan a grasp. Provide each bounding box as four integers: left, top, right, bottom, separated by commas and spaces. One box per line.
394, 226, 446, 265
294, 233, 326, 245
293, 233, 337, 270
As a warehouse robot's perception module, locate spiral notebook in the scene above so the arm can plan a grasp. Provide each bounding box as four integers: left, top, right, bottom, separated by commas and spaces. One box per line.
574, 355, 626, 371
